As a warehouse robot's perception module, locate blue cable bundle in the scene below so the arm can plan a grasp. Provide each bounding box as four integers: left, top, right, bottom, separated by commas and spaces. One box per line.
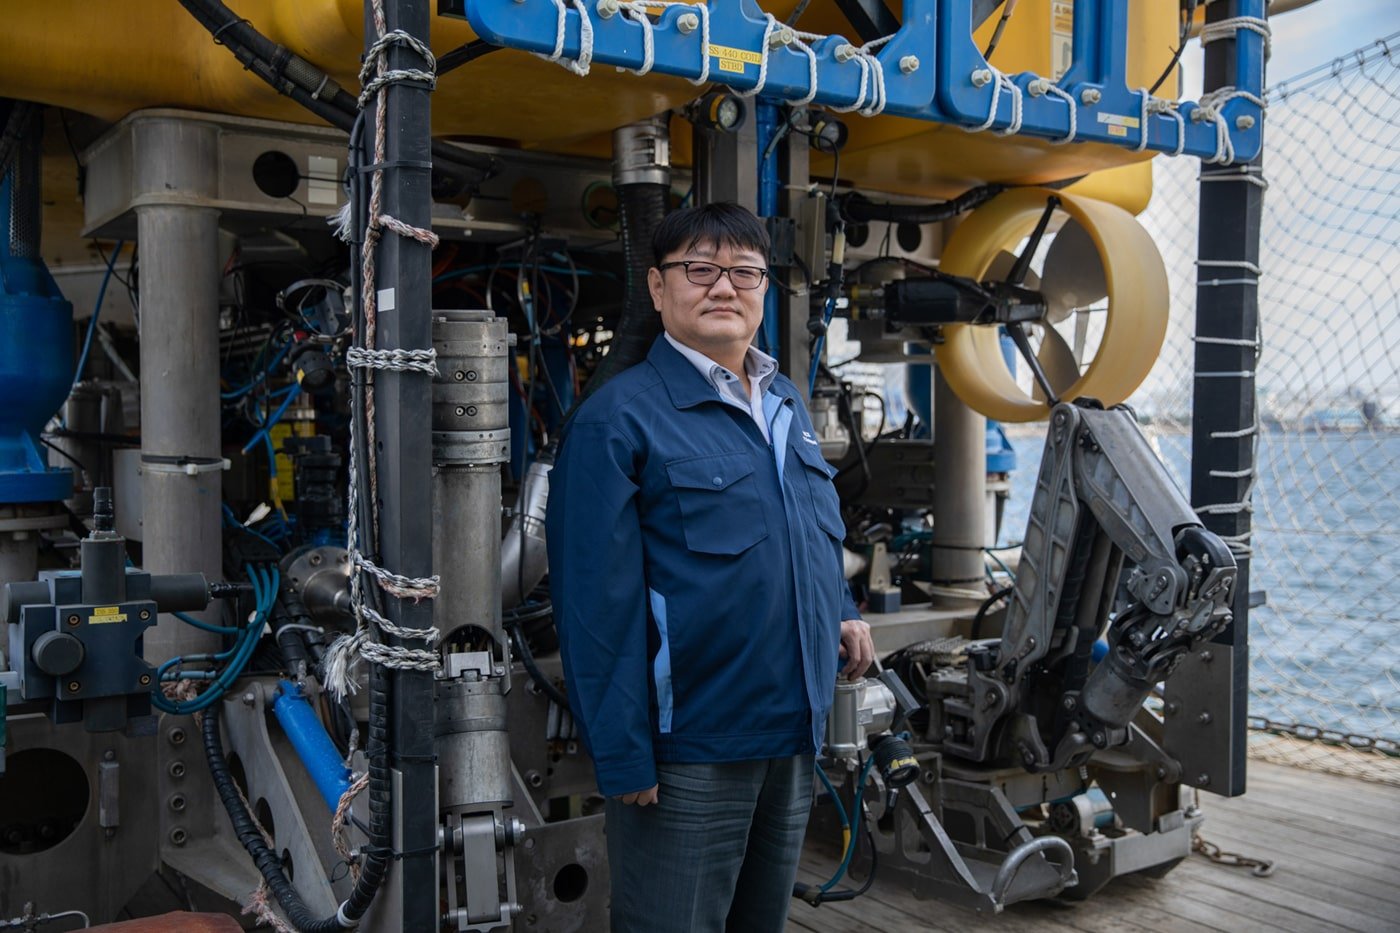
153, 563, 279, 715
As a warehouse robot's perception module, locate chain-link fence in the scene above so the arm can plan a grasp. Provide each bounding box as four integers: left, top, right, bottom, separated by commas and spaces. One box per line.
1018, 35, 1400, 785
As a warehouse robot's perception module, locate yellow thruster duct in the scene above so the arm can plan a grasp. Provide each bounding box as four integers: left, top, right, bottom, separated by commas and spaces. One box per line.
935, 188, 1169, 423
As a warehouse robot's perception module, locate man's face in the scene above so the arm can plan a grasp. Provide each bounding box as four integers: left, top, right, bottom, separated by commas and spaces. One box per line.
647, 239, 769, 355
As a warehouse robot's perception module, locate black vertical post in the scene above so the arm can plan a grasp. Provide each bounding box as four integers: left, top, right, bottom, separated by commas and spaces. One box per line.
1189, 1, 1264, 798
364, 0, 439, 925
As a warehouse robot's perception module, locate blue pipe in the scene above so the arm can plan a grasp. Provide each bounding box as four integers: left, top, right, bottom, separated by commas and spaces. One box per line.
272, 679, 352, 811
756, 101, 781, 356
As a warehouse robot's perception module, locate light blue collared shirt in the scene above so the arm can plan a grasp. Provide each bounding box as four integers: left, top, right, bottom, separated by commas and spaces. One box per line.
663, 333, 780, 443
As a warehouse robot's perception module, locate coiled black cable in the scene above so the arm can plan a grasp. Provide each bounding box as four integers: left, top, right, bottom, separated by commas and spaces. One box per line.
202, 663, 392, 930
204, 701, 345, 932
504, 603, 571, 713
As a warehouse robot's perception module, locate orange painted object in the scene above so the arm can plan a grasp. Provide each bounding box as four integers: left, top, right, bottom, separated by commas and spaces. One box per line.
89, 912, 244, 933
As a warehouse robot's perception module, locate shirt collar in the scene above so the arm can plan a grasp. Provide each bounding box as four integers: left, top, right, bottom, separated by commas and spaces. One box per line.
663, 332, 779, 396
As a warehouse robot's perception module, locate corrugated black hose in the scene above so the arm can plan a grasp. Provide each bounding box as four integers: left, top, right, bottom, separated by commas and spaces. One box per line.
174, 0, 495, 195
202, 663, 392, 930
577, 182, 670, 400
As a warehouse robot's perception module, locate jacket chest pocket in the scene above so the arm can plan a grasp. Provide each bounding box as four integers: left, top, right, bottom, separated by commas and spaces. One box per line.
792, 439, 846, 542
665, 452, 769, 555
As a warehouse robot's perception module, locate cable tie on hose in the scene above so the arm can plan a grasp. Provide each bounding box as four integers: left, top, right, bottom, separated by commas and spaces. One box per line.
210, 16, 252, 47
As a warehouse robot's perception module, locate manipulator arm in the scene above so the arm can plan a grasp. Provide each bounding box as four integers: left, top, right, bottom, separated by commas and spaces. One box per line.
953, 402, 1236, 769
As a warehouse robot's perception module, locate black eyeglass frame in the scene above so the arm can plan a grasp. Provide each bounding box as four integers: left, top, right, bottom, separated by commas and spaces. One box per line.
656, 260, 770, 290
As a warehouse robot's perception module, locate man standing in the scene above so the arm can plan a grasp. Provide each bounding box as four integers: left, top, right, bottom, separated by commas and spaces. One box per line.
546, 202, 874, 933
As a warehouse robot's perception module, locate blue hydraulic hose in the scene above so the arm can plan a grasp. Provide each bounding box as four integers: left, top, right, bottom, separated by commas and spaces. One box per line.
152, 565, 277, 715
72, 240, 125, 389
221, 339, 295, 399
272, 680, 353, 810
821, 753, 878, 893
242, 383, 303, 454
807, 295, 837, 398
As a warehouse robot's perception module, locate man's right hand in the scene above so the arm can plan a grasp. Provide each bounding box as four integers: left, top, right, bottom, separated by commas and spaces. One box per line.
616, 785, 660, 806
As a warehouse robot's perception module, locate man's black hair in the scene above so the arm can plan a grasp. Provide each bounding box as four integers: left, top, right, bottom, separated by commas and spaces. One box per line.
651, 202, 771, 266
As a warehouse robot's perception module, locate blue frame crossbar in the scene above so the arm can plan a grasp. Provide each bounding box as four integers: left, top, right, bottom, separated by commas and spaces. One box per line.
456, 0, 1265, 164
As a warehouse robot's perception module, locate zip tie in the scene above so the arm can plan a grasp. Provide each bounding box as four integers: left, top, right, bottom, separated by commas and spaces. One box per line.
1193, 336, 1259, 347
1196, 370, 1255, 378
1209, 467, 1255, 478
1200, 164, 1270, 189
1197, 259, 1262, 275
1200, 278, 1260, 288
1210, 425, 1257, 439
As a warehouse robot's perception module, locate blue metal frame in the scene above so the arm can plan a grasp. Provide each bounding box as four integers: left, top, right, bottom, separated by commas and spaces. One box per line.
460, 0, 1265, 163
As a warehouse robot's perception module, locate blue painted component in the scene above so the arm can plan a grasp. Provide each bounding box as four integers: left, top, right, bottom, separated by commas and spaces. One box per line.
906, 346, 1016, 471
756, 101, 781, 355
0, 172, 73, 504
272, 679, 352, 811
460, 0, 1265, 162
1091, 638, 1108, 664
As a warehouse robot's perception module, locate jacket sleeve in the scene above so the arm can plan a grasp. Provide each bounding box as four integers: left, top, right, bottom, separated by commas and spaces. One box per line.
545, 419, 656, 797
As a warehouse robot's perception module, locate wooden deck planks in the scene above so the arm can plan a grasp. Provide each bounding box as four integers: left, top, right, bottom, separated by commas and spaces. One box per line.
788, 761, 1400, 933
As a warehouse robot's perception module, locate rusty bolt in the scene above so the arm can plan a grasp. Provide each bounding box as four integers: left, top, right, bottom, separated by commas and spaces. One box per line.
67, 614, 80, 626
67, 681, 81, 693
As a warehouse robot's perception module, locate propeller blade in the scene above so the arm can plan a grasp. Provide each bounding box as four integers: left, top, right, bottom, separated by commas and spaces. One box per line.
984, 249, 1041, 290
1040, 220, 1106, 324
1031, 325, 1080, 402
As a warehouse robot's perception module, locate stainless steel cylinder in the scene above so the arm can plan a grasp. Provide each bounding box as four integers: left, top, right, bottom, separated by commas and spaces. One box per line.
436, 677, 512, 809
826, 678, 895, 760
612, 114, 672, 188
431, 311, 509, 647
137, 201, 223, 663
931, 366, 987, 586
431, 310, 510, 464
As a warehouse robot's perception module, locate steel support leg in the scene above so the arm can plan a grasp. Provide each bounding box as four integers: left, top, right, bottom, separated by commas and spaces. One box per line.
136, 200, 223, 663
931, 367, 986, 587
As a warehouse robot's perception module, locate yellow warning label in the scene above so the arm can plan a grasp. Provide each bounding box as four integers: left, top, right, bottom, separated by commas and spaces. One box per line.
90, 605, 127, 625
708, 43, 762, 68
1096, 112, 1141, 129
719, 59, 745, 73
1107, 125, 1128, 137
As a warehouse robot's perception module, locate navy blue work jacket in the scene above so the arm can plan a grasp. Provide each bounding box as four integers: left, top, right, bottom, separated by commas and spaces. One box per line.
546, 335, 861, 797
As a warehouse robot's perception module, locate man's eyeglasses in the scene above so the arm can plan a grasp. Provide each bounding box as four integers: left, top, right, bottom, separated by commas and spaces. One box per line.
657, 261, 769, 290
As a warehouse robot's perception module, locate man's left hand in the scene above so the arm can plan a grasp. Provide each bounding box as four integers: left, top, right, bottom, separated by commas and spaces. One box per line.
839, 619, 875, 678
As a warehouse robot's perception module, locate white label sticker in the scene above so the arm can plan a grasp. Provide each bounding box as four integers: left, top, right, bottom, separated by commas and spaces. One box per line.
378, 288, 396, 312
306, 155, 340, 205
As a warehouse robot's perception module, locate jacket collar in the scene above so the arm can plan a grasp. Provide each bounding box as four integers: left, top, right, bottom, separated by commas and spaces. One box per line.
647, 334, 726, 410
647, 334, 802, 411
